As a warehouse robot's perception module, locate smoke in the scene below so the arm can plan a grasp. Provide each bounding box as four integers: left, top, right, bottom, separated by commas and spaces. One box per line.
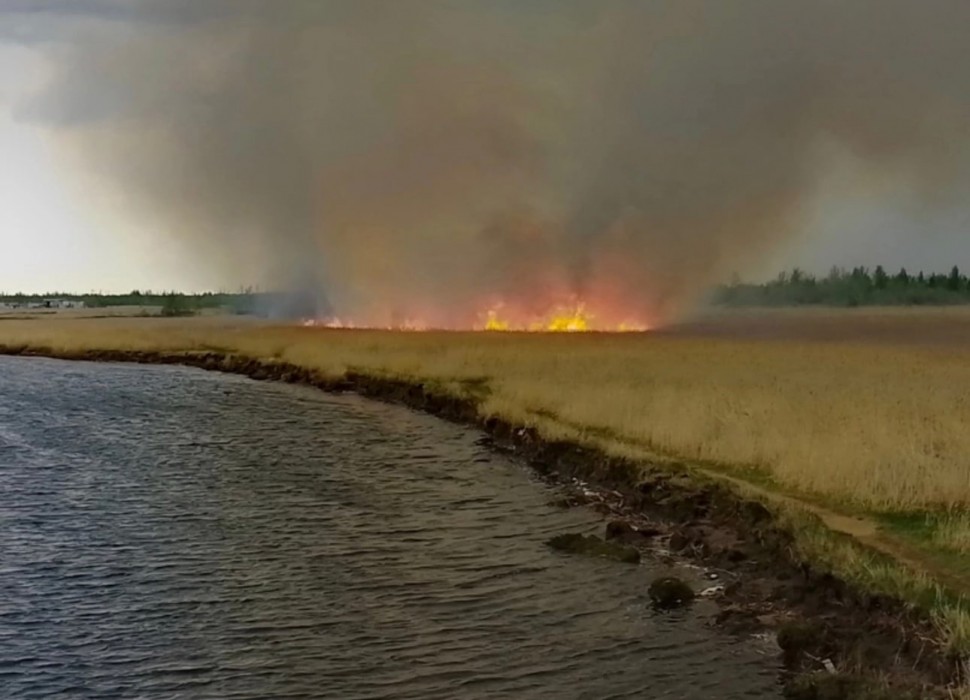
15, 0, 970, 325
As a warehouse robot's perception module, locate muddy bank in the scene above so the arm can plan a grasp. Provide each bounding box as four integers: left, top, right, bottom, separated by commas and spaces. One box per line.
0, 345, 964, 698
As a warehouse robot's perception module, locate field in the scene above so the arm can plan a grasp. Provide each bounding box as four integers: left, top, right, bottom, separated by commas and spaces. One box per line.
2, 307, 969, 644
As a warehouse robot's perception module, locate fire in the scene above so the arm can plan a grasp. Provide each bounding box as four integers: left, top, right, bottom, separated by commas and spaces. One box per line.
483, 310, 510, 331
303, 317, 427, 331
302, 299, 652, 333
544, 305, 589, 332
475, 300, 650, 333
303, 317, 355, 329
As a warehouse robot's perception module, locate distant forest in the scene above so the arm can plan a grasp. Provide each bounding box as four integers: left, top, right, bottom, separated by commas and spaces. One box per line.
715, 266, 970, 307
0, 291, 259, 316
0, 288, 326, 318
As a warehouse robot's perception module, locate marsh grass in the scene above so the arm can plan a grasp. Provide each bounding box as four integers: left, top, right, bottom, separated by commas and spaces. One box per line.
934, 514, 970, 555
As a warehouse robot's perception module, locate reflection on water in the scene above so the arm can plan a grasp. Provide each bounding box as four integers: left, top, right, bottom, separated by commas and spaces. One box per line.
0, 357, 780, 699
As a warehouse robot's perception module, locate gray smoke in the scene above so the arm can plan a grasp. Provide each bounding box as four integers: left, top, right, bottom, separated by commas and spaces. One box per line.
13, 0, 970, 325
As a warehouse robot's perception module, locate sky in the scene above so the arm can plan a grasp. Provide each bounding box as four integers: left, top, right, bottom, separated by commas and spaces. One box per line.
0, 109, 196, 293
0, 26, 197, 293
1, 1, 969, 297
0, 2, 244, 293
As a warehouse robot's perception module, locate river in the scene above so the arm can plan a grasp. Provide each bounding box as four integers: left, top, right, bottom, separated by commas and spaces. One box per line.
0, 356, 781, 698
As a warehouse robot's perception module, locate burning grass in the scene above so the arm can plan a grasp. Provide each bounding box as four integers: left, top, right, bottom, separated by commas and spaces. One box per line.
305, 300, 652, 332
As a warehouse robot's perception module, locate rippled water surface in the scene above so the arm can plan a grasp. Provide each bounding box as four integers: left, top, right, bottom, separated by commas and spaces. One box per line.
0, 357, 781, 699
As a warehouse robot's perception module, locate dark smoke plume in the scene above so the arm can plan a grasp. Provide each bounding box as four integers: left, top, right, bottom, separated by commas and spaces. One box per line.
17, 0, 970, 325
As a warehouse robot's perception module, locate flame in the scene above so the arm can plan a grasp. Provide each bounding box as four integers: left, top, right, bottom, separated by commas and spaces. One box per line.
545, 305, 589, 332
477, 300, 648, 332
483, 310, 510, 331
617, 321, 649, 332
302, 299, 653, 333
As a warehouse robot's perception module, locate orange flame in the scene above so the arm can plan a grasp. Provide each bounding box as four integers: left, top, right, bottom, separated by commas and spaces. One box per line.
302, 298, 653, 333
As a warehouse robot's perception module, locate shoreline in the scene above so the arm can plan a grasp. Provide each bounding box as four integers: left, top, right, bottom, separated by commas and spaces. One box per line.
1, 345, 966, 698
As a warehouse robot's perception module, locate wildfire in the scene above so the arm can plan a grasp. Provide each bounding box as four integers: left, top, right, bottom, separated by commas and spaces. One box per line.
303, 317, 355, 329
303, 300, 651, 333
480, 304, 592, 332
483, 310, 510, 332
476, 301, 650, 333
544, 305, 589, 332
302, 300, 651, 333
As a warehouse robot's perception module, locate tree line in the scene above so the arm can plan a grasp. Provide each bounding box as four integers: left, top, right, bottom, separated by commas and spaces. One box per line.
0, 290, 260, 315
7, 268, 970, 312
715, 266, 970, 307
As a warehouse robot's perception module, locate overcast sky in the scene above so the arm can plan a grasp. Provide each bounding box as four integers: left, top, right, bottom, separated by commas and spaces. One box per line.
1, 1, 969, 295
0, 2, 210, 293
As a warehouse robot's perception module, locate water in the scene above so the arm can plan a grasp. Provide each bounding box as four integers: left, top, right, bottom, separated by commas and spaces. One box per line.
0, 357, 781, 699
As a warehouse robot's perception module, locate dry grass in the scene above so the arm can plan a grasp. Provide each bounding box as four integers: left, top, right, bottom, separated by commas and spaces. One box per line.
938, 603, 970, 657
934, 514, 970, 555
2, 312, 970, 511
0, 305, 152, 318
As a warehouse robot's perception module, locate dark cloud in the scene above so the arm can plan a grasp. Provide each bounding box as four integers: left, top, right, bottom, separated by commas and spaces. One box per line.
0, 0, 222, 23
0, 0, 238, 45
13, 0, 970, 325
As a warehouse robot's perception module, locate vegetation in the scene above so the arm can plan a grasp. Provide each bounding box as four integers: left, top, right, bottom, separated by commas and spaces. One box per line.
716, 266, 970, 307
159, 293, 197, 318
0, 290, 259, 314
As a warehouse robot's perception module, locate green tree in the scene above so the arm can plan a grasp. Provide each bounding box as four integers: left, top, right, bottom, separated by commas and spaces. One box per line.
873, 265, 889, 290
160, 294, 195, 317
948, 265, 962, 291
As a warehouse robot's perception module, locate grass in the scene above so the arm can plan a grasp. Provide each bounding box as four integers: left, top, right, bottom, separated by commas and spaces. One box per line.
1, 311, 969, 650
936, 514, 970, 555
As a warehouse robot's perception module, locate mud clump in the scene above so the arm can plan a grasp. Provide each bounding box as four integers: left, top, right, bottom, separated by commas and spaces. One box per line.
777, 621, 828, 666
605, 519, 662, 541
548, 494, 592, 509
546, 533, 641, 564
648, 576, 695, 609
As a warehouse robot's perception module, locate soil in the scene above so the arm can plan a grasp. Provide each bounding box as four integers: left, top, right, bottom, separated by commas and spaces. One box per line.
1, 345, 965, 698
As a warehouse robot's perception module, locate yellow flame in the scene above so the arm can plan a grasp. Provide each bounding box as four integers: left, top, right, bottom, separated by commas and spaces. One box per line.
483, 305, 594, 332
546, 305, 589, 332
305, 302, 650, 333
484, 310, 510, 331
618, 321, 649, 332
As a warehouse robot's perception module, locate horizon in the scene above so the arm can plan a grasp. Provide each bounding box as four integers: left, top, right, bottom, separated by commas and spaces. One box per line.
3, 262, 969, 300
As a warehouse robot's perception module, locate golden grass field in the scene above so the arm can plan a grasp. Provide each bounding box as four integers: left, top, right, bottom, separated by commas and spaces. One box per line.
3, 307, 970, 648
